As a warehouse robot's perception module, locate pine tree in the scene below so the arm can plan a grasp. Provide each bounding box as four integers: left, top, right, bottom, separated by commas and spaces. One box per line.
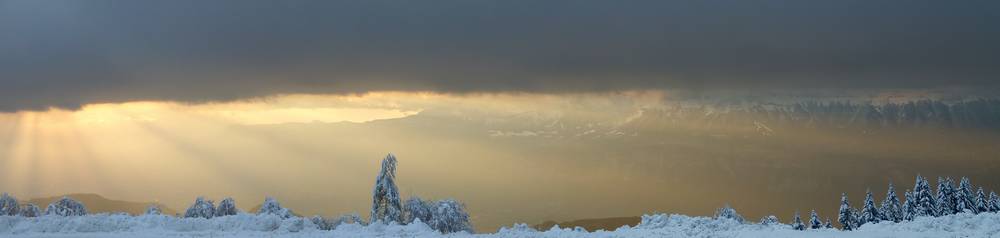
215, 197, 239, 217
913, 175, 937, 217
974, 187, 988, 214
791, 211, 805, 231
759, 215, 780, 225
19, 203, 40, 217
902, 190, 917, 221
0, 193, 19, 216
429, 199, 473, 233
989, 191, 1000, 212
808, 210, 822, 229
881, 182, 902, 222
45, 197, 87, 216
183, 197, 215, 218
370, 153, 403, 224
935, 177, 957, 216
824, 219, 834, 229
838, 193, 857, 230
713, 204, 745, 223
957, 177, 975, 213
860, 189, 881, 225
257, 197, 292, 218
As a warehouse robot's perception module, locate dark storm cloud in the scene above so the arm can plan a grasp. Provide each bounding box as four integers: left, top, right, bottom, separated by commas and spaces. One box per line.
1, 0, 999, 111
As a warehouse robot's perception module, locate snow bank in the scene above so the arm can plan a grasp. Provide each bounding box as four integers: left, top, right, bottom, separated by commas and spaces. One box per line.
2, 212, 1000, 237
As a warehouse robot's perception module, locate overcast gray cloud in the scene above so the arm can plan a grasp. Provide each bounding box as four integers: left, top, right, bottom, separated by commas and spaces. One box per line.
1, 0, 999, 111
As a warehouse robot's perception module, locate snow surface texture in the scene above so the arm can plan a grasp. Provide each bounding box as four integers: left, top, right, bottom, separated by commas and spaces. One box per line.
2, 212, 999, 237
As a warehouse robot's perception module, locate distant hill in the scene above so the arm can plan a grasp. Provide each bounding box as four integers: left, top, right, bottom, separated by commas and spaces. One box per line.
533, 216, 640, 232
25, 193, 178, 216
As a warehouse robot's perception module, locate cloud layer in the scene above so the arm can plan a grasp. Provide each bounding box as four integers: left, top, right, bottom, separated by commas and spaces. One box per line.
2, 0, 999, 111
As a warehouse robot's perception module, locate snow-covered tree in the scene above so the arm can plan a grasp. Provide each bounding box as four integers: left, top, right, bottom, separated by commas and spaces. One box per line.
0, 193, 19, 216
824, 219, 834, 229
913, 175, 937, 217
144, 204, 162, 215
19, 203, 40, 217
215, 197, 238, 217
881, 182, 902, 222
713, 204, 744, 223
902, 190, 917, 221
257, 197, 292, 218
790, 211, 805, 231
859, 189, 881, 225
310, 216, 334, 230
935, 177, 957, 216
370, 153, 403, 224
404, 197, 434, 225
974, 187, 988, 214
989, 191, 1000, 212
429, 199, 473, 233
838, 193, 858, 230
183, 197, 215, 218
808, 210, 822, 229
758, 215, 780, 225
957, 177, 975, 213
45, 197, 87, 216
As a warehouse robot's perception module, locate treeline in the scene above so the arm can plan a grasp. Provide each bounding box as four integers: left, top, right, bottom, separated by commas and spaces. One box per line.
714, 174, 1000, 231
0, 153, 474, 234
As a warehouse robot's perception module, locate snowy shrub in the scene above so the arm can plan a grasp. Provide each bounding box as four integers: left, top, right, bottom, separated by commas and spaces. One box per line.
370, 153, 403, 224
215, 197, 239, 217
310, 216, 334, 230
404, 197, 434, 225
19, 204, 40, 217
183, 197, 215, 218
257, 197, 293, 219
0, 193, 19, 216
758, 215, 780, 225
429, 199, 473, 233
790, 211, 805, 230
44, 197, 87, 216
713, 204, 744, 223
145, 204, 161, 215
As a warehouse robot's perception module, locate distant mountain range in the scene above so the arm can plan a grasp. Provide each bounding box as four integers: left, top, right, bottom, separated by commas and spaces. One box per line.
533, 216, 640, 232
24, 193, 178, 216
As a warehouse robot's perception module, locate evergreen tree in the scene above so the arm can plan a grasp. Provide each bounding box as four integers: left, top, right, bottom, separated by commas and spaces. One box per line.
713, 204, 745, 223
404, 197, 434, 225
902, 190, 917, 221
824, 218, 834, 229
257, 197, 293, 218
935, 177, 957, 216
975, 187, 989, 214
370, 153, 403, 224
989, 191, 1000, 212
808, 210, 822, 229
144, 204, 162, 215
913, 175, 937, 217
838, 193, 857, 230
0, 193, 19, 216
19, 203, 40, 217
791, 211, 805, 231
429, 199, 473, 233
215, 197, 239, 217
881, 182, 903, 222
957, 177, 975, 213
860, 189, 881, 225
758, 215, 780, 225
45, 197, 87, 216
183, 197, 215, 218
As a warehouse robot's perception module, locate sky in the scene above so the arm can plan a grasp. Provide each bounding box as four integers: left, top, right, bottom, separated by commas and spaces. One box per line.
1, 0, 1000, 233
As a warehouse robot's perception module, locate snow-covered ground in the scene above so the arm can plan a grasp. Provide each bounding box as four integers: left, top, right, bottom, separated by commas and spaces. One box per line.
2, 212, 999, 238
